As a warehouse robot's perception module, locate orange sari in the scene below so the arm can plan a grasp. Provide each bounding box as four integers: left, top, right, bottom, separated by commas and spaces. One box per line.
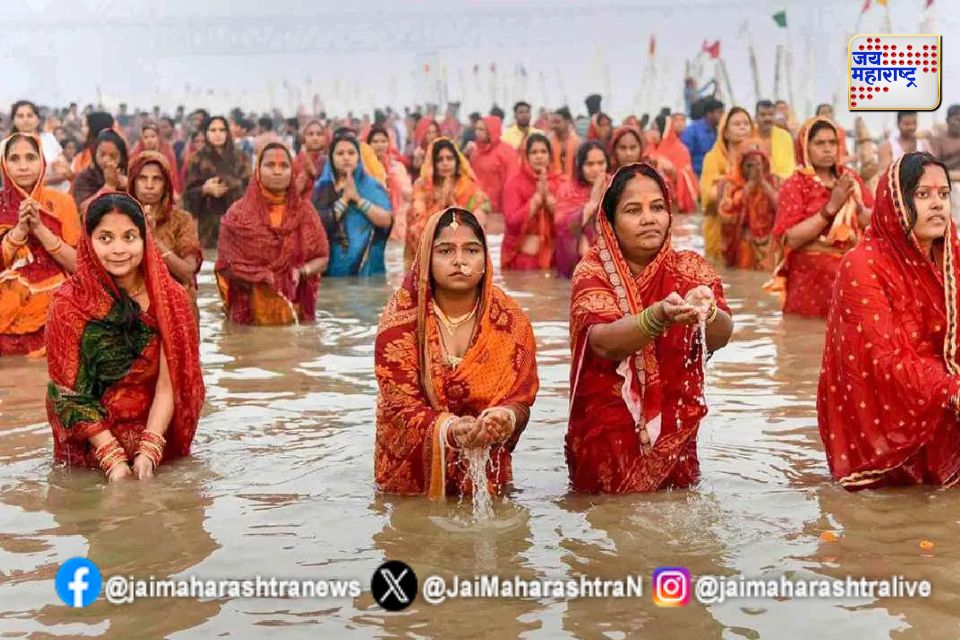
374, 208, 539, 497
0, 134, 81, 356
406, 138, 489, 269
717, 139, 781, 271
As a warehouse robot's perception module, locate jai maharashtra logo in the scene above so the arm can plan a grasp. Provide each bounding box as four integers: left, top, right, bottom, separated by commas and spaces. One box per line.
848, 34, 942, 111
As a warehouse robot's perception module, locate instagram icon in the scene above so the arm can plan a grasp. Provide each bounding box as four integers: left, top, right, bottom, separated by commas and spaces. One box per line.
652, 567, 691, 607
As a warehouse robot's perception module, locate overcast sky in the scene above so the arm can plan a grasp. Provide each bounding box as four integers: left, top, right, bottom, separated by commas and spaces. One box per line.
2, 0, 954, 133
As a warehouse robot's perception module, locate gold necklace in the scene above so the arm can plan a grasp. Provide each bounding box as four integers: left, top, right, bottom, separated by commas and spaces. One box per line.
125, 281, 146, 298
432, 301, 478, 336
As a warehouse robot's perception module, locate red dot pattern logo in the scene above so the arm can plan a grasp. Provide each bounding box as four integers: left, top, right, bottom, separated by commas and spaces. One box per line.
851, 36, 939, 108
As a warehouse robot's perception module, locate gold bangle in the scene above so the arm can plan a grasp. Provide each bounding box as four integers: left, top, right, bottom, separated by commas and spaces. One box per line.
4, 232, 28, 247
94, 439, 128, 477
48, 238, 64, 255
706, 302, 720, 325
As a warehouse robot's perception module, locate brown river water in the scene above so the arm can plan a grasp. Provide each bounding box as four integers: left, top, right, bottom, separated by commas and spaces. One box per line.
1, 215, 959, 639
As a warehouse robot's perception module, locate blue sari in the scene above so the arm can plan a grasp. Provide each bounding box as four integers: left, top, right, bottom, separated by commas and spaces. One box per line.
312, 147, 392, 277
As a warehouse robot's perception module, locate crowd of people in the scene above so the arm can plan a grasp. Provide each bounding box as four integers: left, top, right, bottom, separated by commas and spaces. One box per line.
3, 86, 960, 494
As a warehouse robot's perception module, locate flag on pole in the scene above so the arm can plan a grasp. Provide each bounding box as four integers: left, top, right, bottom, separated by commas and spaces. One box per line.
861, 0, 871, 13
702, 40, 721, 59
772, 10, 787, 28
925, 0, 934, 7
876, 0, 887, 5
649, 34, 657, 57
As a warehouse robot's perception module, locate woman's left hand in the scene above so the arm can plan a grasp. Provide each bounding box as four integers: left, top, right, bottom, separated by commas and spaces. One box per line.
477, 407, 515, 445
132, 454, 155, 480
684, 285, 716, 320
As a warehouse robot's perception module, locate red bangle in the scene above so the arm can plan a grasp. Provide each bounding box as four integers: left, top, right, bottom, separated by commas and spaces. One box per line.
94, 439, 128, 477
137, 431, 166, 468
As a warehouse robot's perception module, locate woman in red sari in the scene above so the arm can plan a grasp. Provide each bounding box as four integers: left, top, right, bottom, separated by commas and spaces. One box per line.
818, 153, 960, 489
1, 133, 80, 356
717, 138, 781, 271
586, 113, 614, 149
215, 143, 329, 325
292, 119, 328, 200
501, 133, 566, 271
45, 192, 204, 482
411, 120, 442, 175
375, 207, 539, 497
769, 117, 874, 318
554, 140, 609, 279
407, 137, 489, 270
652, 116, 698, 213
567, 163, 733, 493
466, 116, 518, 215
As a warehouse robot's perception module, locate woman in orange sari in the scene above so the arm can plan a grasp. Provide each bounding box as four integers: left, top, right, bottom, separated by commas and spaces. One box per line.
769, 117, 874, 318
501, 133, 565, 271
367, 124, 413, 244
407, 137, 489, 269
818, 153, 960, 489
717, 139, 781, 271
71, 111, 114, 176
653, 115, 699, 213
126, 151, 202, 316
567, 163, 733, 493
45, 192, 204, 481
216, 143, 329, 325
292, 119, 328, 200
699, 107, 756, 258
1, 133, 80, 356
411, 120, 442, 175
375, 207, 539, 497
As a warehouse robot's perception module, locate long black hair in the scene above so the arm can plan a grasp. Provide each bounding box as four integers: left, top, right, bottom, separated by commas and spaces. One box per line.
524, 132, 553, 161
85, 193, 150, 340
202, 115, 237, 165
327, 131, 360, 181
9, 100, 40, 132
430, 139, 461, 185
900, 151, 953, 230
574, 140, 609, 186
91, 129, 129, 177
84, 112, 115, 147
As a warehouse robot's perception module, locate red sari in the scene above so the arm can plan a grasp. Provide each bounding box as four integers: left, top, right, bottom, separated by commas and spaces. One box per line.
215, 145, 329, 325
469, 116, 519, 214
769, 117, 874, 318
501, 159, 564, 271
567, 163, 730, 493
818, 157, 960, 489
654, 119, 699, 213
292, 148, 326, 200
45, 197, 204, 468
374, 208, 540, 497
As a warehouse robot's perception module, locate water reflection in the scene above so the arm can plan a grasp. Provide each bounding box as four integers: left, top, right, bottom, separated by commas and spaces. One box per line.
0, 219, 955, 638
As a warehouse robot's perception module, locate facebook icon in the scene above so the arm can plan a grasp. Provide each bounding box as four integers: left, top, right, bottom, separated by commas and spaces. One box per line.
55, 558, 102, 608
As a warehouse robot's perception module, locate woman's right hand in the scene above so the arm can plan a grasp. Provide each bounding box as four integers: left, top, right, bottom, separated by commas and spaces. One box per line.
449, 416, 484, 449
342, 173, 360, 203
107, 463, 133, 482
15, 200, 35, 237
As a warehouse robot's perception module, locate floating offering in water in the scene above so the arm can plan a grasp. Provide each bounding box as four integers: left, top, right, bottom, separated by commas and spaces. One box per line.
919, 540, 935, 552
819, 531, 839, 543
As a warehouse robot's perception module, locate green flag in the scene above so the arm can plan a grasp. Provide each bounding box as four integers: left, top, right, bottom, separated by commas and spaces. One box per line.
772, 10, 787, 28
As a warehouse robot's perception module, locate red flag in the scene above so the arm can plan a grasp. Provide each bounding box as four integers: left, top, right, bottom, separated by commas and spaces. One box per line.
649, 34, 657, 57
925, 0, 934, 7
702, 40, 721, 59
861, 0, 871, 13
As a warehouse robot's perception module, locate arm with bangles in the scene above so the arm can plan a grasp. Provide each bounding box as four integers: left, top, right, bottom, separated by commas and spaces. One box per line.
589, 286, 732, 362
338, 173, 392, 229
784, 173, 856, 250
4, 198, 77, 273
89, 347, 174, 482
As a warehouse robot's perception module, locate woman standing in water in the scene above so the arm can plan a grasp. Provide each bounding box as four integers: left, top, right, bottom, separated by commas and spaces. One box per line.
183, 116, 250, 249
312, 132, 392, 277
292, 119, 328, 200
71, 129, 129, 211
45, 193, 204, 482
0, 134, 79, 356
375, 208, 539, 497
554, 140, 609, 279
819, 153, 960, 489
501, 133, 565, 271
566, 163, 733, 493
367, 125, 413, 245
216, 143, 329, 325
407, 137, 489, 270
768, 117, 873, 318
717, 139, 781, 271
